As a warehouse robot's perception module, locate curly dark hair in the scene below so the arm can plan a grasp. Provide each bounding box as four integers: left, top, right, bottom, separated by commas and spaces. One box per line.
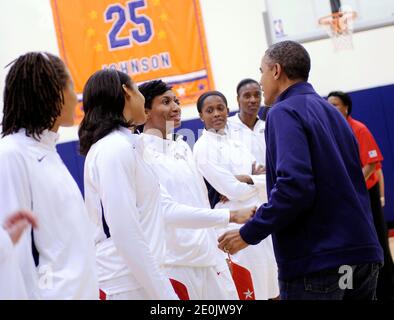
138, 80, 172, 110
135, 80, 172, 133
265, 40, 311, 81
2, 52, 68, 139
78, 69, 133, 156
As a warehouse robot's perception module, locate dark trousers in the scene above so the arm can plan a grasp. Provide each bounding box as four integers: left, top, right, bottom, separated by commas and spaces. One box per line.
279, 263, 381, 300
368, 183, 394, 300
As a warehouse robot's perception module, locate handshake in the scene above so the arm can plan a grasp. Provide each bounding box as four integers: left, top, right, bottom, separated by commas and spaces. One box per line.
229, 206, 257, 224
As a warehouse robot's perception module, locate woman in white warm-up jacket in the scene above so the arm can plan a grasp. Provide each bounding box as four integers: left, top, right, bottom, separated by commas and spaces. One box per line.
0, 52, 98, 300
193, 91, 279, 300
79, 70, 178, 300
138, 80, 258, 300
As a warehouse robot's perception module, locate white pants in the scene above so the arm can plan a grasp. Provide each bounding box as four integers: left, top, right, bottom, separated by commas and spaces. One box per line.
232, 235, 279, 299
0, 230, 28, 300
106, 287, 151, 300
215, 193, 280, 299
0, 257, 28, 300
165, 265, 239, 300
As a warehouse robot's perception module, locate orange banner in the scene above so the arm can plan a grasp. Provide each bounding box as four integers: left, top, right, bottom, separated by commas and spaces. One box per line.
50, 0, 214, 123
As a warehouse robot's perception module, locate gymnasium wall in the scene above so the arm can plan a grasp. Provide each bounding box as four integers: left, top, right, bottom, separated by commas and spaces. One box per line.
1, 1, 393, 221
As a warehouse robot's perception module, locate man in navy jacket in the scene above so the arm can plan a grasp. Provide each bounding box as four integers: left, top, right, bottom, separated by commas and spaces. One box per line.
218, 40, 383, 300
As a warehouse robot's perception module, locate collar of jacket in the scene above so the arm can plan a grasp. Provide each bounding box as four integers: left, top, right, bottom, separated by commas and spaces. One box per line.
274, 81, 316, 104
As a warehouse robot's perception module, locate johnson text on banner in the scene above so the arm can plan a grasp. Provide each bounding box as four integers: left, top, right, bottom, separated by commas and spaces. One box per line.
50, 0, 214, 123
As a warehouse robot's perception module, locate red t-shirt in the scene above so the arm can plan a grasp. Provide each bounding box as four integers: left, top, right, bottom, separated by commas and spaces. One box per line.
347, 116, 383, 189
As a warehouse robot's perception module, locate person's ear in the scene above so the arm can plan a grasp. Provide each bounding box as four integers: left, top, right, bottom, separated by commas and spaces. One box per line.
273, 63, 281, 80
199, 112, 204, 122
145, 108, 151, 120
122, 84, 131, 98
236, 95, 241, 106
226, 107, 230, 115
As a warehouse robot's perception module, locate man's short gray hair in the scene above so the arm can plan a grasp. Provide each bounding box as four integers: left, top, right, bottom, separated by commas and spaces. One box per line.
265, 40, 311, 81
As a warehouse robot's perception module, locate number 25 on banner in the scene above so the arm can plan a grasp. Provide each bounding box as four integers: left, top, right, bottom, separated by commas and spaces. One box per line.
105, 0, 153, 50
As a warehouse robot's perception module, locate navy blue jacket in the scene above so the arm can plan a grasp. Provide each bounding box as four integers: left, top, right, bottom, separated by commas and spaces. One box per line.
240, 82, 383, 281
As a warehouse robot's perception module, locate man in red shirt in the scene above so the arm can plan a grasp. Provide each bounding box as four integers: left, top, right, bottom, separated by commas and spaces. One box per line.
328, 91, 394, 300
347, 117, 383, 190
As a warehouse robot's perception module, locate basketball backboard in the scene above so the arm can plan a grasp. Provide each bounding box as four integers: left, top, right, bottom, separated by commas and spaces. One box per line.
263, 0, 394, 45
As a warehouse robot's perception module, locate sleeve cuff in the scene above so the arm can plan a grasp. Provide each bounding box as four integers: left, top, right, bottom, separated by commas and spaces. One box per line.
212, 209, 231, 227
239, 219, 269, 245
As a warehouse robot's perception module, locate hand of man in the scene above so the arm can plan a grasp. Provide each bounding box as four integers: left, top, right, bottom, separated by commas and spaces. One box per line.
3, 210, 38, 245
218, 229, 249, 255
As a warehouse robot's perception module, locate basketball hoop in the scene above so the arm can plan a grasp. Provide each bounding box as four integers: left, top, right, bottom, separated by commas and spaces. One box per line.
318, 10, 357, 51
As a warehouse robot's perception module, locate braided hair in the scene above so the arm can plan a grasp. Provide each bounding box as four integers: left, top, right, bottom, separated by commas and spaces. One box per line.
2, 52, 68, 139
